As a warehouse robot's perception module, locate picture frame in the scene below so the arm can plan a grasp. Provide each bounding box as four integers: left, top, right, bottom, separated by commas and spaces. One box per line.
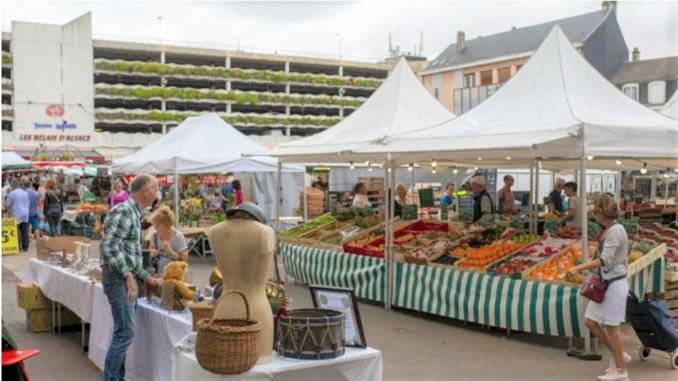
309, 285, 367, 348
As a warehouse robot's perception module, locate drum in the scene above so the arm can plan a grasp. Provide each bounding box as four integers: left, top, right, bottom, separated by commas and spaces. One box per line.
276, 309, 345, 360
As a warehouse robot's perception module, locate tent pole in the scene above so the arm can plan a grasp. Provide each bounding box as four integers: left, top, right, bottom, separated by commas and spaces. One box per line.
664, 176, 669, 212
384, 156, 394, 311
276, 161, 282, 229
535, 159, 541, 235
650, 172, 657, 203
615, 171, 622, 204
303, 173, 308, 221
174, 164, 179, 228
528, 162, 534, 234
410, 165, 415, 201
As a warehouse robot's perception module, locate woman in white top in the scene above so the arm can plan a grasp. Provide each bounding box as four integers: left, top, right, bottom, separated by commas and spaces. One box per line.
352, 182, 371, 208
569, 195, 630, 381
563, 182, 581, 229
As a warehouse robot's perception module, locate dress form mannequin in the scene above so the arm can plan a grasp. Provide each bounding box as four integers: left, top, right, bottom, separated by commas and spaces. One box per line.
208, 218, 275, 363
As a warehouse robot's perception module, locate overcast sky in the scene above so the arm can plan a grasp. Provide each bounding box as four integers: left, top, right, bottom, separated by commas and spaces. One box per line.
2, 1, 677, 62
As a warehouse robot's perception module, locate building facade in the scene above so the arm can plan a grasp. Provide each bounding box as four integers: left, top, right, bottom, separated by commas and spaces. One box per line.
1, 13, 394, 159
611, 51, 678, 110
421, 2, 629, 114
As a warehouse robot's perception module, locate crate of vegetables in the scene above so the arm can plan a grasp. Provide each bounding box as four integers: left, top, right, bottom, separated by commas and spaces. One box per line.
523, 244, 583, 284
279, 214, 336, 243
342, 225, 386, 258
454, 240, 523, 273
404, 220, 449, 233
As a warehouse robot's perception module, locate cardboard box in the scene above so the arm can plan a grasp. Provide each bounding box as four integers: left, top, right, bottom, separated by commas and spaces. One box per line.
17, 283, 51, 310
26, 309, 51, 332
36, 236, 91, 260
24, 305, 81, 333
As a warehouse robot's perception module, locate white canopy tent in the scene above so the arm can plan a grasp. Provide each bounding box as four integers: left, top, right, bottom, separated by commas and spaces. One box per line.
661, 90, 678, 120
2, 152, 32, 169
267, 58, 455, 162
112, 113, 303, 219
367, 26, 678, 167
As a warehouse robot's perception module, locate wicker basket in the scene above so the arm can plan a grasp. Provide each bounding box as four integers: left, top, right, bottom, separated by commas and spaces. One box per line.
195, 290, 262, 374
189, 301, 214, 331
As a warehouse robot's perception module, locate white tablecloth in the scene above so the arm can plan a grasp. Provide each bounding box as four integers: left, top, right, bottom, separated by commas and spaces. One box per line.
88, 289, 194, 381
24, 259, 96, 322
172, 335, 382, 381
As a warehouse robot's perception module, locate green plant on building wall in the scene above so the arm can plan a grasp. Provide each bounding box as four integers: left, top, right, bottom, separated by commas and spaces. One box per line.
1, 52, 11, 65
95, 110, 341, 128
95, 60, 383, 88
95, 85, 364, 107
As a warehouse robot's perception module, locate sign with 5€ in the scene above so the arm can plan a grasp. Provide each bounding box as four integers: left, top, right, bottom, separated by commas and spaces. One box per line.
2, 217, 20, 256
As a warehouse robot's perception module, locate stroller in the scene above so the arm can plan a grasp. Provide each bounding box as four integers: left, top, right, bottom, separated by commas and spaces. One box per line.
626, 292, 678, 369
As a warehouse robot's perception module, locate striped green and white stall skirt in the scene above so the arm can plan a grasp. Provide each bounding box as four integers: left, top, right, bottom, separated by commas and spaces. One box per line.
280, 242, 665, 338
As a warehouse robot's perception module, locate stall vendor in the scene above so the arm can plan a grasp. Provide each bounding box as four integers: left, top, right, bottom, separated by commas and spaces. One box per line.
471, 175, 494, 223
439, 183, 455, 211
496, 175, 516, 215
352, 182, 371, 208
148, 205, 189, 275
393, 183, 409, 217
548, 178, 566, 216
563, 182, 581, 228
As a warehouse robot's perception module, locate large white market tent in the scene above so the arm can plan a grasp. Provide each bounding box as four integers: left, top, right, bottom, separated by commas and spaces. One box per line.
266, 58, 455, 162
662, 90, 678, 120
365, 26, 678, 167
112, 113, 303, 219
1, 152, 32, 169
112, 113, 301, 174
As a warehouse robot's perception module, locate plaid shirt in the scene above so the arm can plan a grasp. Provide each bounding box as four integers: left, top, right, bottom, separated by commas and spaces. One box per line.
100, 198, 149, 280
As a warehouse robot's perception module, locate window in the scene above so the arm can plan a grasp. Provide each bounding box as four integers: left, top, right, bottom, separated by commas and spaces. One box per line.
434, 88, 439, 100
463, 73, 475, 88
622, 83, 639, 101
497, 67, 511, 83
480, 70, 493, 86
648, 81, 666, 104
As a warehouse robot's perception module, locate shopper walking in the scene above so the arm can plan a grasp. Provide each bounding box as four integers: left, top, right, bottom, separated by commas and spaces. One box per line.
6, 179, 30, 251
43, 179, 63, 237
23, 179, 41, 240
107, 179, 129, 209
100, 174, 162, 381
569, 194, 630, 381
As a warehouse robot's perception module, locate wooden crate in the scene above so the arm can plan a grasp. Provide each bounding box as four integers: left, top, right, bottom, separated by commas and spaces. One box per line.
665, 275, 678, 327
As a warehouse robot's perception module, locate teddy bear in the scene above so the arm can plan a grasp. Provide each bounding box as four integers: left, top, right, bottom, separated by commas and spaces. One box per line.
162, 261, 194, 302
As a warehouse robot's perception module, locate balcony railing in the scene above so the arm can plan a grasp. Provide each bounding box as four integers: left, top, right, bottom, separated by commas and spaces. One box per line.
453, 84, 502, 115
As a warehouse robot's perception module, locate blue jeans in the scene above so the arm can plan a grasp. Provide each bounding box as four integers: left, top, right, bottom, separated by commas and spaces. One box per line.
102, 269, 137, 381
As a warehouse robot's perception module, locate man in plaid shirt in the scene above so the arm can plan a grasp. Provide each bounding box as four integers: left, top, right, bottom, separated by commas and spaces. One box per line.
100, 174, 162, 381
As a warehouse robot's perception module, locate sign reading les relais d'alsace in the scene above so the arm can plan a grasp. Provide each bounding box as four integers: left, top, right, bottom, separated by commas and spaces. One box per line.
18, 104, 90, 142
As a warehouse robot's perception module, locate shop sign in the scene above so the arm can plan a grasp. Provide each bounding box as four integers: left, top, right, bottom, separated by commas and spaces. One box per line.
19, 134, 90, 142
2, 218, 19, 256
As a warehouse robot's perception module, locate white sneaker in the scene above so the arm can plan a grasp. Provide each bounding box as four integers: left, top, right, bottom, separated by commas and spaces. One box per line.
597, 368, 629, 381
603, 352, 632, 374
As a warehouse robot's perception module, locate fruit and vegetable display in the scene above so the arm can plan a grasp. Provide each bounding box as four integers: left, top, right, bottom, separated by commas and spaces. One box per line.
493, 258, 540, 276
75, 203, 109, 213
394, 233, 417, 245
280, 214, 336, 238
527, 246, 582, 282
455, 241, 522, 271
511, 234, 539, 245
557, 226, 579, 239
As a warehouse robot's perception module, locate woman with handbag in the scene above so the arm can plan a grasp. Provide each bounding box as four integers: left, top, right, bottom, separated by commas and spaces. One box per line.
43, 179, 63, 237
568, 194, 630, 381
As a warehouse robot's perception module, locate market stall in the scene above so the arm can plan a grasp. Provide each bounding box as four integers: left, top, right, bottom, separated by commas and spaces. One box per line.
1, 151, 32, 170
265, 28, 676, 352
112, 113, 304, 222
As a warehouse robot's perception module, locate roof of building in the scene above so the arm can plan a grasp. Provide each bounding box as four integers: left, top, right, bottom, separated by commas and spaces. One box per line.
426, 9, 611, 72
611, 56, 678, 84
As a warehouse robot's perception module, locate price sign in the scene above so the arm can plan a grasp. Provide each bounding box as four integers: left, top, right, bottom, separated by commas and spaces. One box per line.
402, 205, 418, 220
458, 196, 474, 223
418, 188, 434, 208
440, 204, 448, 221
2, 217, 19, 256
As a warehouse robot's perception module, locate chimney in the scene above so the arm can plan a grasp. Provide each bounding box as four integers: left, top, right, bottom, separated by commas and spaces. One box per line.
601, 1, 617, 12
632, 47, 640, 62
457, 31, 466, 53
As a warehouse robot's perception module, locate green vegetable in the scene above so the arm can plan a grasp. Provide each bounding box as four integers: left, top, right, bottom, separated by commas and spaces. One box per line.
635, 241, 654, 255
280, 214, 335, 237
